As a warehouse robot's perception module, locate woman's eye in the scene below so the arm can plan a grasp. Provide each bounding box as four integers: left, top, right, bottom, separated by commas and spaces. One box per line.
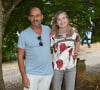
63, 17, 66, 19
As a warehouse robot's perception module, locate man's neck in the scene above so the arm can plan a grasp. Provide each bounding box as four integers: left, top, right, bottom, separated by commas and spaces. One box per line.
31, 25, 42, 35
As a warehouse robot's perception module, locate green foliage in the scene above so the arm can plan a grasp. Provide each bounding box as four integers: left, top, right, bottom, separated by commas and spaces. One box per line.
2, 0, 100, 62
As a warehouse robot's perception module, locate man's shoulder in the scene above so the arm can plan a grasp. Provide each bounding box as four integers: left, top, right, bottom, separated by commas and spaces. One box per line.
20, 27, 30, 36
42, 24, 50, 30
42, 25, 51, 34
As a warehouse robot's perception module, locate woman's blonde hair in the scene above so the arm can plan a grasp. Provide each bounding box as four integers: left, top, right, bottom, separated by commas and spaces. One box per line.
52, 11, 73, 38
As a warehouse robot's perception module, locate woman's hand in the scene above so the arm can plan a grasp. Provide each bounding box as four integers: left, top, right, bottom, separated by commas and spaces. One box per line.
73, 50, 78, 60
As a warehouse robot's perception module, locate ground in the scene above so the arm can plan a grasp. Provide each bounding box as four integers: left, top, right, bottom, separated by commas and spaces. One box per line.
79, 42, 100, 73
2, 43, 100, 90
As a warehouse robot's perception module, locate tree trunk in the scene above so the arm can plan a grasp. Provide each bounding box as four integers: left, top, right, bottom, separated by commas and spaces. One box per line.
0, 0, 22, 89
0, 26, 5, 90
0, 32, 5, 90
0, 1, 6, 89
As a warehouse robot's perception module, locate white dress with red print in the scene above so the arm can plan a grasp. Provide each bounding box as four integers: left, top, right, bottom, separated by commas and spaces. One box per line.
51, 28, 80, 70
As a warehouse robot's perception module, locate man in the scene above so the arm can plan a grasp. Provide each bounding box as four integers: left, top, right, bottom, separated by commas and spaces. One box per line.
18, 7, 53, 90
81, 31, 92, 48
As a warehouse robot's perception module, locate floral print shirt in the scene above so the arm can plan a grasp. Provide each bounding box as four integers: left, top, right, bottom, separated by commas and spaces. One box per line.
51, 28, 80, 70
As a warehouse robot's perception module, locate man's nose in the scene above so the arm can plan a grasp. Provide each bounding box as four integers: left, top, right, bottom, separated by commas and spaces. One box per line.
34, 16, 37, 20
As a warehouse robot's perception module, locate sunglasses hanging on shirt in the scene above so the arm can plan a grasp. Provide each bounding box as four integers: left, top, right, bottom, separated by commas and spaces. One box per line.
37, 36, 43, 46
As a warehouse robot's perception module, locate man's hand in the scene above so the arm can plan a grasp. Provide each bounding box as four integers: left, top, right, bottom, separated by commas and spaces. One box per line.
22, 75, 30, 88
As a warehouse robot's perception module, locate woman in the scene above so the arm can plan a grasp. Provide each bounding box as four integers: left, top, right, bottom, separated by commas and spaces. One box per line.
51, 11, 80, 90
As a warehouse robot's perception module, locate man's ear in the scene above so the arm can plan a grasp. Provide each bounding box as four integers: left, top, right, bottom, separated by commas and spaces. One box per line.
42, 14, 43, 20
28, 16, 30, 21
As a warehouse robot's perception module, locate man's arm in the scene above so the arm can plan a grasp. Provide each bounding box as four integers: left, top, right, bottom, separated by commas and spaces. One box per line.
18, 48, 30, 88
18, 48, 26, 76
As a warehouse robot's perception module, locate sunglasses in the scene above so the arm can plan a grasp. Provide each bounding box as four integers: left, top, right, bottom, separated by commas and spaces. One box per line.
37, 36, 43, 46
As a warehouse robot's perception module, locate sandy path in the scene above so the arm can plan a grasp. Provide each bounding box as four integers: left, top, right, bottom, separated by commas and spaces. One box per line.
79, 42, 100, 73
2, 42, 100, 89
2, 61, 22, 90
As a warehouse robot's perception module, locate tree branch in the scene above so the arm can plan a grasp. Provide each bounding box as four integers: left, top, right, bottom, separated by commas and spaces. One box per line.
4, 0, 23, 22
0, 0, 2, 4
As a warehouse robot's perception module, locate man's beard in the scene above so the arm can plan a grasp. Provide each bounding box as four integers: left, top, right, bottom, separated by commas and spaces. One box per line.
32, 24, 41, 28
32, 20, 41, 28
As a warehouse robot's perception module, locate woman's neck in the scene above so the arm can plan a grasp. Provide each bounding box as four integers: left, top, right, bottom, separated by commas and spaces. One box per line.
59, 27, 69, 38
59, 27, 68, 34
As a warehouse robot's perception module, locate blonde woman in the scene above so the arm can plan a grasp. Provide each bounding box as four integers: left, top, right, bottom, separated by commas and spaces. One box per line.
51, 11, 80, 90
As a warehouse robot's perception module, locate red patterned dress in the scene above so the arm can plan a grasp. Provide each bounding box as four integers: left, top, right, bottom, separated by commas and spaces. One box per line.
51, 28, 80, 70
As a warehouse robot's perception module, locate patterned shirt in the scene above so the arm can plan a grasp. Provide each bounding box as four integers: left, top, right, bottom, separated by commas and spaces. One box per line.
51, 28, 80, 70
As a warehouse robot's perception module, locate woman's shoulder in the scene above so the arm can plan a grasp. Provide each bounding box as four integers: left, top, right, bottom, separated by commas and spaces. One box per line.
71, 27, 78, 33
50, 33, 55, 39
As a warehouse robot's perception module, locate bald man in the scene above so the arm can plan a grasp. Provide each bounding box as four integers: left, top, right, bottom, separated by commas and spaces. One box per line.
18, 7, 53, 90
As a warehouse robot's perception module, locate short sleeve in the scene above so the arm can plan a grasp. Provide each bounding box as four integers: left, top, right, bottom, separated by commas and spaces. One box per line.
47, 26, 51, 34
50, 34, 55, 47
18, 33, 25, 49
74, 28, 81, 42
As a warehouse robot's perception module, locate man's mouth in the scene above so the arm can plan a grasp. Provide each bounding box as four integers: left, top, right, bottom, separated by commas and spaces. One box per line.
33, 20, 38, 23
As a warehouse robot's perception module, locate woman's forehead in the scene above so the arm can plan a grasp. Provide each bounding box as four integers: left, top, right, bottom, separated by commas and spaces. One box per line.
57, 13, 66, 18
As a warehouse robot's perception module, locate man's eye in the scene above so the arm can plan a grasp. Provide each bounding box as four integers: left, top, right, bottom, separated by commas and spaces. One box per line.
30, 15, 34, 18
30, 15, 41, 18
36, 15, 41, 17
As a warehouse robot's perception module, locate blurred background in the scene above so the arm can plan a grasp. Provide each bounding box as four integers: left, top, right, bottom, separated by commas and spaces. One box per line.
2, 0, 100, 62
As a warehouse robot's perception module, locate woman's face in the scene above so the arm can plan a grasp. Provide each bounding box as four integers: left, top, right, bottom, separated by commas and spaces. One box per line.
56, 13, 69, 28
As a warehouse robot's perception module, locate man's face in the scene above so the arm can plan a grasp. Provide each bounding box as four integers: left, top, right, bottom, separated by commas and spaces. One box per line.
28, 8, 43, 28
